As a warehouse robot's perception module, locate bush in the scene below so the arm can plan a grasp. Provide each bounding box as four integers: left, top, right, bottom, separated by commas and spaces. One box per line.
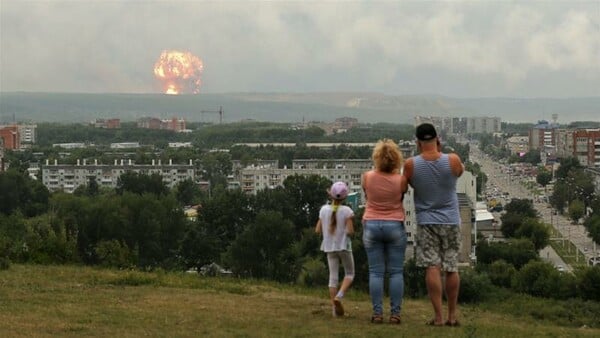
512, 261, 562, 298
403, 258, 426, 298
297, 257, 328, 287
576, 265, 600, 301
459, 268, 493, 303
95, 240, 136, 268
488, 260, 516, 288
0, 256, 10, 270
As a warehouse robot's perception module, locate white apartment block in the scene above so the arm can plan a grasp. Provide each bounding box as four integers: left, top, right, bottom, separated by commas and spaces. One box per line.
41, 159, 194, 193
238, 159, 370, 199
415, 116, 501, 136
17, 124, 37, 144
465, 117, 501, 134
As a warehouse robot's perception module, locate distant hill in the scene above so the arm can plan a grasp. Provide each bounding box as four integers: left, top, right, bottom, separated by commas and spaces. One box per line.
1, 92, 598, 124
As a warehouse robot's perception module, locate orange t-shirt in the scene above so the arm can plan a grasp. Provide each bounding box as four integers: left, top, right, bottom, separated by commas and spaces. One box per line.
362, 170, 406, 221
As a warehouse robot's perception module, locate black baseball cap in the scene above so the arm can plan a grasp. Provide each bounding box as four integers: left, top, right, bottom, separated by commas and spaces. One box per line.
415, 123, 437, 141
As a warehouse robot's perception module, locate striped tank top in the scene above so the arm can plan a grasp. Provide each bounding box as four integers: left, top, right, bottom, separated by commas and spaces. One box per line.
411, 154, 460, 225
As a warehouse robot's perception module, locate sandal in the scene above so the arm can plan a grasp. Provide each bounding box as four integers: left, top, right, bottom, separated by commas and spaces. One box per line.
333, 297, 344, 316
389, 315, 401, 324
426, 319, 444, 326
445, 320, 461, 327
371, 315, 384, 324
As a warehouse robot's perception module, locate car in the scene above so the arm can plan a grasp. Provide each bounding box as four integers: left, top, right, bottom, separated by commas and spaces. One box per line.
555, 265, 565, 272
588, 257, 600, 266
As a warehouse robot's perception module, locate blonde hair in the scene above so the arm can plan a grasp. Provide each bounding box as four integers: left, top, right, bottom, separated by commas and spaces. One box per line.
372, 139, 403, 173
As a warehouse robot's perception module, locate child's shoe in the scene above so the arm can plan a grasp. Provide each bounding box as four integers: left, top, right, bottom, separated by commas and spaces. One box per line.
333, 297, 344, 316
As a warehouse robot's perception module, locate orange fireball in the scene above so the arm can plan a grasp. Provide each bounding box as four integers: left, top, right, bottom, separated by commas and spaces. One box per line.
154, 50, 204, 94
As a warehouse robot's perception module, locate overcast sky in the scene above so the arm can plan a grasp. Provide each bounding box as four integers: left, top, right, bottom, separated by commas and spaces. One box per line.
1, 0, 599, 98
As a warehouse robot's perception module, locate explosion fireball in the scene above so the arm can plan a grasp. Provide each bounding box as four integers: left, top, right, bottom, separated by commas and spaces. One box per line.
153, 50, 204, 95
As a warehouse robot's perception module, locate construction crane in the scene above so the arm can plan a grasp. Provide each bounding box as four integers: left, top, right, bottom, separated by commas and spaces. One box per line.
200, 106, 224, 124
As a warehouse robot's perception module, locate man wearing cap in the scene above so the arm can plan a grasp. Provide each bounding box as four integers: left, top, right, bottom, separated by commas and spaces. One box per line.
403, 123, 464, 327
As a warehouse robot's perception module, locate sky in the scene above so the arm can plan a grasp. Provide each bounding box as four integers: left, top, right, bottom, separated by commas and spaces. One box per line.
1, 0, 599, 98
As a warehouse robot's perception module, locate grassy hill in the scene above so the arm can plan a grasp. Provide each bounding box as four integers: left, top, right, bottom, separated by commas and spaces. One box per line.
1, 265, 598, 337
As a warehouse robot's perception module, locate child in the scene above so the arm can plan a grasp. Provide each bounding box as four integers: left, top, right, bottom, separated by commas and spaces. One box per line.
315, 181, 355, 317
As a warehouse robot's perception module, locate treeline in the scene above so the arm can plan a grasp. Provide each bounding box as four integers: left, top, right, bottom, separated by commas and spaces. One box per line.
474, 198, 600, 302
0, 170, 359, 283
33, 121, 416, 150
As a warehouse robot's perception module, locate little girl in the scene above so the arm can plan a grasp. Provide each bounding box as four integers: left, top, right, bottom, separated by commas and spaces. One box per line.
315, 181, 355, 317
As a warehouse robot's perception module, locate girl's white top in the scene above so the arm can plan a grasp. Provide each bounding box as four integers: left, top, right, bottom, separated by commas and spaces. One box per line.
319, 204, 354, 252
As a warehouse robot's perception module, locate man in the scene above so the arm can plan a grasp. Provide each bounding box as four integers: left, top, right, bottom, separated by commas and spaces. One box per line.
403, 123, 464, 327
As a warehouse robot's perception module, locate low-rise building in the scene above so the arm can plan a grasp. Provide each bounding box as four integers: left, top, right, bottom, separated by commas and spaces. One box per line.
41, 158, 194, 193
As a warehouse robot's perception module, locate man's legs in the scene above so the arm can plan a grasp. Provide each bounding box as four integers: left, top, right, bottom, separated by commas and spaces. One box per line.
425, 266, 443, 325
445, 271, 460, 323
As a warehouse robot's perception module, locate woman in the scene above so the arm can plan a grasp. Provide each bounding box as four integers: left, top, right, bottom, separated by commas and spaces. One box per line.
362, 139, 408, 324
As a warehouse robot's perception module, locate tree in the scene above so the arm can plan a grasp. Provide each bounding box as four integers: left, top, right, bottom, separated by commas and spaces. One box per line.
536, 167, 552, 188
555, 157, 581, 180
487, 260, 516, 288
116, 172, 168, 196
0, 169, 49, 217
568, 199, 585, 224
577, 266, 600, 301
500, 213, 523, 238
477, 238, 538, 269
584, 215, 600, 245
222, 211, 296, 281
504, 198, 537, 218
283, 174, 331, 235
175, 179, 200, 206
514, 218, 550, 251
513, 260, 565, 299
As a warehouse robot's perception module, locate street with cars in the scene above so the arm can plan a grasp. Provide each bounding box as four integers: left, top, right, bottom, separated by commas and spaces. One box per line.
470, 145, 598, 272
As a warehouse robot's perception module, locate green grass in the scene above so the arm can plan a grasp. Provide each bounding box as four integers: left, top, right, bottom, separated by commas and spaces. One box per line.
1, 264, 599, 337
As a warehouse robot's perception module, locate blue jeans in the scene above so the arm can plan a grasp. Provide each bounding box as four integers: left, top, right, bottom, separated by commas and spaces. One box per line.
362, 220, 407, 316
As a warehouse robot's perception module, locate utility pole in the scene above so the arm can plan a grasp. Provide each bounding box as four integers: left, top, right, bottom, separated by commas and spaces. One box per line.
200, 106, 224, 124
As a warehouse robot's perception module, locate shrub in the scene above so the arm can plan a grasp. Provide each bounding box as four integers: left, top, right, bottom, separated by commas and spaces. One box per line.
0, 256, 10, 270
512, 261, 562, 298
297, 257, 328, 287
487, 260, 516, 288
403, 258, 426, 298
95, 240, 136, 268
459, 268, 493, 303
576, 265, 600, 301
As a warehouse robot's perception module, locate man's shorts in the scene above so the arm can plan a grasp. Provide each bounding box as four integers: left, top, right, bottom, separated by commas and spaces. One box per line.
415, 224, 461, 272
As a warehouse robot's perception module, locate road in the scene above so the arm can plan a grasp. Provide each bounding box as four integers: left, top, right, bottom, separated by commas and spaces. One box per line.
470, 146, 597, 270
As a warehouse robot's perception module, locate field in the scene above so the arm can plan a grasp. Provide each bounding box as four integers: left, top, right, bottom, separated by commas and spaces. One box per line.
1, 264, 598, 337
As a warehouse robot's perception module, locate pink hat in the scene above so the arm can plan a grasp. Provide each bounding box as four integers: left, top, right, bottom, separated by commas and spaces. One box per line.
329, 181, 349, 199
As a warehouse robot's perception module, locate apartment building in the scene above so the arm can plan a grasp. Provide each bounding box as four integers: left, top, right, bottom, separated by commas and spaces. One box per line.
415, 116, 501, 136
41, 159, 195, 193
506, 136, 529, 155
529, 120, 558, 150
573, 129, 600, 167
92, 118, 121, 129
0, 125, 19, 150
137, 117, 186, 132
17, 124, 37, 144
238, 159, 369, 198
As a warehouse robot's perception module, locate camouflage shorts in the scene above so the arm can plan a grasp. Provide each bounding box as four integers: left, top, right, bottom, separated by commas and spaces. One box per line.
415, 224, 461, 272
